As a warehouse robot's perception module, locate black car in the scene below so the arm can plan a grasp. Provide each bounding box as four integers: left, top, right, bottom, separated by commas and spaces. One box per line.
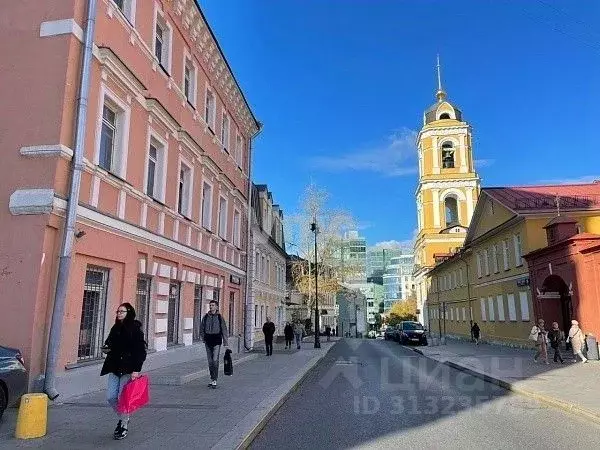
0, 345, 28, 419
397, 321, 427, 346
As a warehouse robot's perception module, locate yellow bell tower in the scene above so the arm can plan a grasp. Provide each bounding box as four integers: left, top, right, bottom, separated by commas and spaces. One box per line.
414, 57, 480, 324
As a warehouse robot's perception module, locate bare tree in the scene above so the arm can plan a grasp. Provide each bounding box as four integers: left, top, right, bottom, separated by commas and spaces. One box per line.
285, 183, 362, 310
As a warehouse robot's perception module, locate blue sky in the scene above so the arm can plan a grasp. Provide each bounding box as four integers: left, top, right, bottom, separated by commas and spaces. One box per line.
200, 0, 600, 247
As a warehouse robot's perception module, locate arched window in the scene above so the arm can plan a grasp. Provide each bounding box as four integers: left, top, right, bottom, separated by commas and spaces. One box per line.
442, 141, 455, 168
445, 196, 459, 226
439, 113, 451, 119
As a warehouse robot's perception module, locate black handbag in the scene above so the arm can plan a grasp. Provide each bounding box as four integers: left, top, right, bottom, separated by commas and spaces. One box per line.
224, 349, 233, 376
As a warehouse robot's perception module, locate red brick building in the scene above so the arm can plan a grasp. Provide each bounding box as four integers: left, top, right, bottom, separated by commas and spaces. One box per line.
1, 0, 259, 397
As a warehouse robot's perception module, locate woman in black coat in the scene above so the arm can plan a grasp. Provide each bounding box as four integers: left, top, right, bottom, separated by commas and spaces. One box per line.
284, 322, 294, 349
101, 302, 147, 440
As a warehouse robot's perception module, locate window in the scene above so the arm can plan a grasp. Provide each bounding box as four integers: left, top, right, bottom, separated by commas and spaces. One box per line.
262, 255, 266, 282
507, 294, 517, 321
112, 0, 136, 24
154, 12, 171, 72
439, 113, 451, 120
492, 244, 499, 273
221, 114, 230, 151
205, 89, 216, 130
488, 297, 495, 321
462, 307, 467, 322
177, 162, 192, 217
254, 304, 258, 327
167, 282, 180, 345
193, 285, 203, 342
519, 291, 530, 321
483, 249, 490, 276
260, 305, 264, 325
235, 133, 244, 168
480, 298, 486, 321
183, 57, 196, 106
476, 253, 482, 278
502, 240, 510, 270
228, 292, 235, 336
136, 276, 151, 340
459, 268, 464, 286
218, 196, 228, 239
78, 266, 109, 360
201, 182, 213, 229
450, 308, 454, 321
145, 136, 166, 201
441, 141, 455, 168
514, 234, 523, 266
497, 295, 505, 321
445, 196, 459, 226
233, 209, 241, 247
96, 92, 129, 177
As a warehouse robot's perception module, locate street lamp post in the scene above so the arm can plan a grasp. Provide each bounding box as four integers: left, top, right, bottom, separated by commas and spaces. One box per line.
310, 220, 321, 348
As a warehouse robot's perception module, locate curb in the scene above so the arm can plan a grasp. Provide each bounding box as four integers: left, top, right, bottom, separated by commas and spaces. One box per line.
412, 349, 600, 425
210, 343, 338, 450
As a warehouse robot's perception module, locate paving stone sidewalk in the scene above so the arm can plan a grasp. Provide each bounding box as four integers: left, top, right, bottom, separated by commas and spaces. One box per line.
0, 340, 336, 449
407, 338, 600, 422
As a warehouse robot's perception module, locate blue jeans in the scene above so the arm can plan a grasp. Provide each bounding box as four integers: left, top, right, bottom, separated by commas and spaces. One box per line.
205, 344, 221, 381
106, 373, 131, 420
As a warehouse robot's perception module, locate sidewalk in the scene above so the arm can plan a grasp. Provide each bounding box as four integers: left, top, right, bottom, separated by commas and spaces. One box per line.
0, 340, 336, 449
405, 338, 600, 423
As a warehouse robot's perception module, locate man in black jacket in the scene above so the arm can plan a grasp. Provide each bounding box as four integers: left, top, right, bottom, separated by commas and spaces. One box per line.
200, 300, 228, 388
262, 317, 276, 356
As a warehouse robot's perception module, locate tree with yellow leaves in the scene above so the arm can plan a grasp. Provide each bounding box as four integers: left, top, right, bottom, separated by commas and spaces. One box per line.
387, 298, 418, 326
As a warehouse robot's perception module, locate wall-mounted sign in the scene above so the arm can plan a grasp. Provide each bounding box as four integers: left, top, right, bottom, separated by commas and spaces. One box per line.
516, 276, 530, 287
230, 275, 241, 285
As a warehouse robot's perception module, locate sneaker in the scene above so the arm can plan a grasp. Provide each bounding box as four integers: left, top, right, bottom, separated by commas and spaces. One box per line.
210, 380, 217, 388
113, 420, 122, 438
115, 426, 128, 440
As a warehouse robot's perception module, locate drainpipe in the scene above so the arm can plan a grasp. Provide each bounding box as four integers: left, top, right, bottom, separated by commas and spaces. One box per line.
44, 0, 97, 401
243, 122, 263, 351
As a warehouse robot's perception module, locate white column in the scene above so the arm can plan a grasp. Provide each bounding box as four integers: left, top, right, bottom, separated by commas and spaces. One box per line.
432, 189, 441, 228
466, 187, 474, 223
459, 134, 467, 173
432, 136, 440, 174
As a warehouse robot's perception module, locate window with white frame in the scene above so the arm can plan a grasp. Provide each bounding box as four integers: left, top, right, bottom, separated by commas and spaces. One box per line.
502, 240, 510, 270
459, 267, 464, 286
205, 89, 216, 130
221, 114, 230, 151
154, 12, 171, 72
488, 297, 495, 321
261, 255, 266, 282
492, 244, 499, 273
497, 295, 505, 321
476, 252, 482, 278
233, 209, 241, 247
519, 291, 530, 321
145, 136, 166, 201
201, 182, 213, 229
97, 93, 129, 177
112, 0, 136, 24
507, 294, 517, 321
480, 298, 487, 321
235, 133, 243, 168
255, 251, 260, 279
218, 196, 228, 239
514, 234, 523, 266
183, 57, 197, 106
483, 249, 490, 276
177, 162, 192, 217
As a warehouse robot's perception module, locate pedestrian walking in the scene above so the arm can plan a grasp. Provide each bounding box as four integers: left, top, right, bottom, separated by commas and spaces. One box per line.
293, 321, 305, 350
568, 320, 588, 363
325, 325, 331, 342
471, 322, 480, 345
200, 300, 229, 388
529, 319, 549, 364
548, 321, 565, 363
262, 317, 276, 356
101, 302, 147, 440
284, 322, 294, 349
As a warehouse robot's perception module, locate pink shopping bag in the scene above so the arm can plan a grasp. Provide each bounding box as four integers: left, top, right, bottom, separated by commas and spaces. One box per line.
117, 375, 150, 415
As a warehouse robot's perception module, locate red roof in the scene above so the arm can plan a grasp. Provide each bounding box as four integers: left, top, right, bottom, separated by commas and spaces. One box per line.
485, 182, 600, 213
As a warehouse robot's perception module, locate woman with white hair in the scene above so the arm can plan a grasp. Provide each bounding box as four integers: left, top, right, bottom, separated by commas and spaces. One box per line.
568, 320, 588, 363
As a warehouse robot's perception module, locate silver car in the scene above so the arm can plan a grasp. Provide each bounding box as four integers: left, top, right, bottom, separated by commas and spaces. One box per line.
0, 345, 27, 419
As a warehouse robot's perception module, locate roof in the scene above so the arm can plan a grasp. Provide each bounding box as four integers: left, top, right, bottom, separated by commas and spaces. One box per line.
485, 182, 600, 214
544, 215, 578, 228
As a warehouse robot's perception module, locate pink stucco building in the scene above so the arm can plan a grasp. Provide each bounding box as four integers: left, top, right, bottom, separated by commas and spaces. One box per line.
1, 0, 260, 397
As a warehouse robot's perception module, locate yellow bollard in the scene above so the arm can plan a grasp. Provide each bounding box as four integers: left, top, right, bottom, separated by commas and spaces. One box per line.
15, 393, 48, 439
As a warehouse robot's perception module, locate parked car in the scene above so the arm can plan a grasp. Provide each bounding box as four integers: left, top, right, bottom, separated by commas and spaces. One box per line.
397, 321, 428, 346
0, 345, 27, 419
384, 327, 397, 341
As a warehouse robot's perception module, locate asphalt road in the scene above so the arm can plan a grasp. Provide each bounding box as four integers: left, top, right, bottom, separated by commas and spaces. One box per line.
250, 339, 600, 449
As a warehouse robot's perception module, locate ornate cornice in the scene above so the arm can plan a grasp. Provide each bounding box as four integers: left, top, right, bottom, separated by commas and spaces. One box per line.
165, 0, 259, 138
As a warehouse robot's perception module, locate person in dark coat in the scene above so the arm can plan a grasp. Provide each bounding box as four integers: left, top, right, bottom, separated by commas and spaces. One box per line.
262, 317, 276, 356
200, 300, 229, 388
101, 302, 147, 440
325, 326, 331, 342
284, 322, 294, 349
471, 322, 481, 345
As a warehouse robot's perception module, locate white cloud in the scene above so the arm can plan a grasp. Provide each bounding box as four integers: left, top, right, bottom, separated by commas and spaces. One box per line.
309, 128, 418, 177
536, 175, 600, 185
372, 229, 418, 251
